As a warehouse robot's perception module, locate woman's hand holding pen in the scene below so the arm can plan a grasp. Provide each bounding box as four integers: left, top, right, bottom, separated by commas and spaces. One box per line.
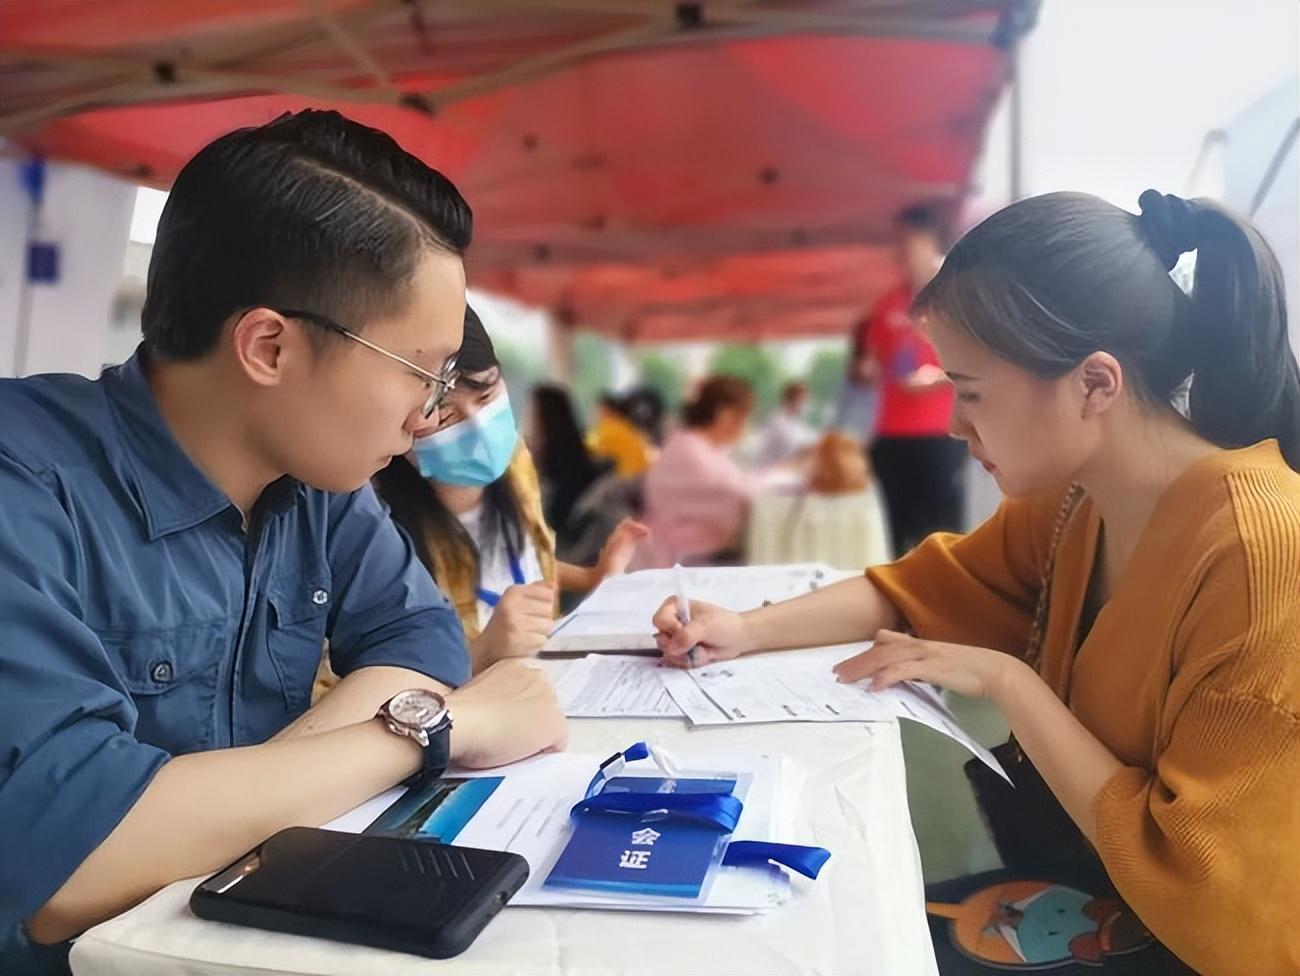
652, 598, 753, 668
472, 582, 554, 669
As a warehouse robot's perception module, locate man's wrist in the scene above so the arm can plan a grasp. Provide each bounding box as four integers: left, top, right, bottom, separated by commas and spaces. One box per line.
365, 711, 423, 778
442, 691, 484, 763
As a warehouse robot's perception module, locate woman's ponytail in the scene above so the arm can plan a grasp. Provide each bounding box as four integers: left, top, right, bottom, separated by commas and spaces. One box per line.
1141, 191, 1300, 471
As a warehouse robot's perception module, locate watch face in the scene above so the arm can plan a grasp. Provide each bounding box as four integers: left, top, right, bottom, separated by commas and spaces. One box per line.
388, 689, 446, 729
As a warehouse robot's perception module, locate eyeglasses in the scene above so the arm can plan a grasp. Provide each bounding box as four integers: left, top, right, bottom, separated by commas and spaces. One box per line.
276, 309, 458, 420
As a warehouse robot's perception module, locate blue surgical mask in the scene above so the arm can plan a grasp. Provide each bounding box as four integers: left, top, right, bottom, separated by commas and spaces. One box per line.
412, 391, 518, 486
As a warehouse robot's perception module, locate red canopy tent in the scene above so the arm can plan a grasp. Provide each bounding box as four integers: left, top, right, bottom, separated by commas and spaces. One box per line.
0, 0, 1036, 342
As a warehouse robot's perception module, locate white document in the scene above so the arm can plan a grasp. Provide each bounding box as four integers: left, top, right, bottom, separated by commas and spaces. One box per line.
542, 655, 682, 718
659, 644, 897, 725
544, 612, 660, 652
658, 643, 1010, 782
872, 681, 1011, 783
545, 564, 854, 654
324, 750, 790, 914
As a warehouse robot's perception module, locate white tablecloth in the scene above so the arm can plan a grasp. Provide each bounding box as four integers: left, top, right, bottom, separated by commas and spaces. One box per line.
71, 720, 936, 976
746, 486, 890, 571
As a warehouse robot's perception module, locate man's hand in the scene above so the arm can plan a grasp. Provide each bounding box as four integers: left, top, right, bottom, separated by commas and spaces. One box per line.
899, 363, 950, 393
445, 659, 567, 768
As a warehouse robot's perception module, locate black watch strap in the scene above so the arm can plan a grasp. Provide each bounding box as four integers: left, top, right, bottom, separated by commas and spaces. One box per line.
401, 715, 452, 790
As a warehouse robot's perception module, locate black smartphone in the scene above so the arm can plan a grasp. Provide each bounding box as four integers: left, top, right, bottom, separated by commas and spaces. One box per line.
190, 827, 529, 959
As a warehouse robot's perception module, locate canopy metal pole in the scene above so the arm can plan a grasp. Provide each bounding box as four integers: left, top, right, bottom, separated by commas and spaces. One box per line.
1008, 40, 1023, 201
1249, 118, 1299, 217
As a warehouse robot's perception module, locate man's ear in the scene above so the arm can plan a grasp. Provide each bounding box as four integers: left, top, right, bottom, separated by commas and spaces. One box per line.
1077, 351, 1123, 420
230, 308, 290, 387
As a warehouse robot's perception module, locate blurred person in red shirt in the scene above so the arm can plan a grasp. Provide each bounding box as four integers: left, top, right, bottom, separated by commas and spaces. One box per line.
855, 205, 966, 556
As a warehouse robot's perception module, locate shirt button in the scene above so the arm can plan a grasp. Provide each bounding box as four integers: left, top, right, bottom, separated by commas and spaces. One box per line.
151, 661, 174, 683
312, 589, 329, 606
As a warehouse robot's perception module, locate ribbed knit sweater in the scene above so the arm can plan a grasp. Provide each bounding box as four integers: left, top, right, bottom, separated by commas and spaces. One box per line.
868, 440, 1300, 975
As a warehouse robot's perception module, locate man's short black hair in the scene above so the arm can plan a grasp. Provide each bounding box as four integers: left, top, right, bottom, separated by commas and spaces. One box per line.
142, 109, 472, 359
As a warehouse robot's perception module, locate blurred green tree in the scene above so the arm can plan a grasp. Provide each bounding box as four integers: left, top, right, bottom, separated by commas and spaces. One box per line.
569, 332, 615, 424
634, 350, 686, 412
806, 345, 849, 425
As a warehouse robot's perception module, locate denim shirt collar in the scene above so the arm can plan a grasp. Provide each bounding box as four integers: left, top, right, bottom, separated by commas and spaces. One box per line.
103, 347, 298, 541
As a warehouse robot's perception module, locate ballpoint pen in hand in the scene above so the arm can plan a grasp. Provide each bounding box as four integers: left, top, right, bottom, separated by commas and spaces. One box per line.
672, 563, 700, 668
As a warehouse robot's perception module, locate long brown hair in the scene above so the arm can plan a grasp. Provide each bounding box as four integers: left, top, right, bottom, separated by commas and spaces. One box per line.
373, 454, 526, 595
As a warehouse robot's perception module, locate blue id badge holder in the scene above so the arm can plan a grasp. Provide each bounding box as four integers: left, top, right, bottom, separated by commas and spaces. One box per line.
544, 742, 829, 903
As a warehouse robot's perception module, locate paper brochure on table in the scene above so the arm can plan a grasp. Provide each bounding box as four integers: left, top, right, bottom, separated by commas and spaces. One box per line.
323, 750, 791, 914
658, 645, 901, 724
537, 643, 1008, 782
655, 644, 1010, 782
872, 680, 1010, 783
541, 655, 681, 718
544, 564, 856, 654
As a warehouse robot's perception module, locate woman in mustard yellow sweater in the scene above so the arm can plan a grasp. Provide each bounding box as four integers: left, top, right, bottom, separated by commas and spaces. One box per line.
654, 190, 1300, 975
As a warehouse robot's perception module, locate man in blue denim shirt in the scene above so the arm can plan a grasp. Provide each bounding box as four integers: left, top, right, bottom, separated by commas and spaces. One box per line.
0, 111, 566, 973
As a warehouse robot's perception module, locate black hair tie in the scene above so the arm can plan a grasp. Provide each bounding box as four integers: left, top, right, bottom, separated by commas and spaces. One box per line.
1137, 189, 1198, 271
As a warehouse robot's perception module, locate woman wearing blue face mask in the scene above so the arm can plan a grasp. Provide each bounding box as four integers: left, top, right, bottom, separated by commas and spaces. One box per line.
375, 307, 649, 672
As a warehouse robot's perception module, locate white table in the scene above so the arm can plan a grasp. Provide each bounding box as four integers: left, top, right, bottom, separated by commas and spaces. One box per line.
746, 486, 890, 571
71, 719, 937, 976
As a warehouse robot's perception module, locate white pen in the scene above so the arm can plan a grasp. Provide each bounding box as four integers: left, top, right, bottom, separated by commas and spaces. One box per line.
672, 563, 700, 668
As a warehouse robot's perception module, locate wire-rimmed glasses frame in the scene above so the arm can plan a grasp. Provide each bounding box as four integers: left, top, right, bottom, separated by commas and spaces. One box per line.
276, 308, 458, 420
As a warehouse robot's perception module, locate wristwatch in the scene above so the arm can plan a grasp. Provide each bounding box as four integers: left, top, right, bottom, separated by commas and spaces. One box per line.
376, 688, 453, 788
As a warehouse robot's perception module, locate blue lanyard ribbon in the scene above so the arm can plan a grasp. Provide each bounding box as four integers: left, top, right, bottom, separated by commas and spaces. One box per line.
572, 742, 831, 881
722, 841, 831, 880
476, 550, 526, 608
572, 791, 745, 832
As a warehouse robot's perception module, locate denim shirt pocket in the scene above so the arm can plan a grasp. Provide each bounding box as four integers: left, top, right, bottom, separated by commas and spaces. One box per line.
264, 569, 332, 716
104, 623, 226, 756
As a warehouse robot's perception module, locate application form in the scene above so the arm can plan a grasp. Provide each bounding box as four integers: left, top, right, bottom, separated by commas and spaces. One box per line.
543, 655, 682, 718
545, 564, 855, 654
657, 644, 1010, 782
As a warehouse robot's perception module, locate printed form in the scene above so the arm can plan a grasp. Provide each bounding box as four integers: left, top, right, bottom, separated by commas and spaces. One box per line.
542, 645, 1009, 782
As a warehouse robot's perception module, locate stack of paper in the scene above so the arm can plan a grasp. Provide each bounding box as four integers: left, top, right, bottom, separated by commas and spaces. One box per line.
542, 646, 1009, 782
544, 564, 856, 654
541, 655, 681, 718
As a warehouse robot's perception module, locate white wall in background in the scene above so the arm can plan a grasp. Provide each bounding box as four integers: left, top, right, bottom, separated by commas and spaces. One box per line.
971, 1, 1298, 214
0, 155, 29, 379
0, 157, 135, 378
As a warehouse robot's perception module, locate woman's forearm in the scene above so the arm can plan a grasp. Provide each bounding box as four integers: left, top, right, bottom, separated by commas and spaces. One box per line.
994, 659, 1123, 844
740, 575, 902, 653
